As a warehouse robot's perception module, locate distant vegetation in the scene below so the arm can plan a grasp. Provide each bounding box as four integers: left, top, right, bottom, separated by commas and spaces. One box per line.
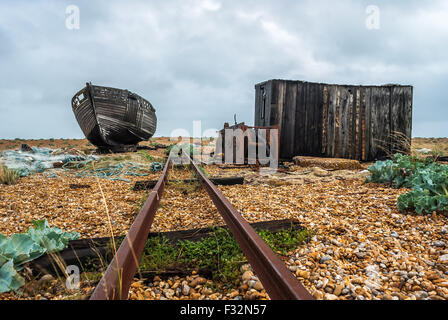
166, 143, 198, 157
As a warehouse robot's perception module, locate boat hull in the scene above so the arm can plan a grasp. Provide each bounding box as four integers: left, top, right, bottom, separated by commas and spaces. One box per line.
71, 83, 157, 149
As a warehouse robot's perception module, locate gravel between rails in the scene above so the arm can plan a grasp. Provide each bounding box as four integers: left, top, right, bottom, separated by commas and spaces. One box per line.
151, 167, 225, 232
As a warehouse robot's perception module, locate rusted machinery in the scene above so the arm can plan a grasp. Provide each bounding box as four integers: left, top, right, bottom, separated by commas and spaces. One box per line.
216, 122, 280, 167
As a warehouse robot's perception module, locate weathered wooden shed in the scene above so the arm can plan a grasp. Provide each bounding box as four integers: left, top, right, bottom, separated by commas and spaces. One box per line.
254, 79, 413, 161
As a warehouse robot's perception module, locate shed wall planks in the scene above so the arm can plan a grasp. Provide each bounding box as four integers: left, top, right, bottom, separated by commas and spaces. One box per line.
255, 80, 413, 161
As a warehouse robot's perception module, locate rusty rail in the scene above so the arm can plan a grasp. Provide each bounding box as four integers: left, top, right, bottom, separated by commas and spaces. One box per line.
90, 151, 313, 300
90, 155, 172, 300
188, 154, 314, 300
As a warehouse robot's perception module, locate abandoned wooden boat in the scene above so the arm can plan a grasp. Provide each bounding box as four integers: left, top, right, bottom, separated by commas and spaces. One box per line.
71, 83, 157, 152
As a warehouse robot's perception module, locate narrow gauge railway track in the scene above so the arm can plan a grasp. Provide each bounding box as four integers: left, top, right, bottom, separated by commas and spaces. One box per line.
90, 154, 314, 300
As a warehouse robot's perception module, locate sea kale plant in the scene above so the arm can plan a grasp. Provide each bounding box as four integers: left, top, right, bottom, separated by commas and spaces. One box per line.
366, 153, 448, 214
0, 220, 79, 293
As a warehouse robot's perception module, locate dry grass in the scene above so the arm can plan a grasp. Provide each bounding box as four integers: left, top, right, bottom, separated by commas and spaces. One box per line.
0, 164, 20, 185
375, 131, 412, 159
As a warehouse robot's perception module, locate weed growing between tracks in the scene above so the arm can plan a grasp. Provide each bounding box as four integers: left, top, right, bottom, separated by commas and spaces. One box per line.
137, 226, 311, 288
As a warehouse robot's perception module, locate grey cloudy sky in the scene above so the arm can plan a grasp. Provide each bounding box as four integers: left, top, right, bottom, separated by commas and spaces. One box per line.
0, 0, 447, 139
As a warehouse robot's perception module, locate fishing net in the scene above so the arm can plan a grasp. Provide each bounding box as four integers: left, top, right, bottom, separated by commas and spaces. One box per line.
150, 162, 164, 172
0, 146, 95, 177
1, 145, 163, 182
67, 160, 151, 182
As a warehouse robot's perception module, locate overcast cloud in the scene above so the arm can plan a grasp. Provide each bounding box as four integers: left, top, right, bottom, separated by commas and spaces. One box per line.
0, 0, 447, 138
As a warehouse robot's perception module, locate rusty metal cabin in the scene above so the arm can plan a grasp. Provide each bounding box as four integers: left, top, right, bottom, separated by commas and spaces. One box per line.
217, 122, 279, 166
254, 79, 413, 161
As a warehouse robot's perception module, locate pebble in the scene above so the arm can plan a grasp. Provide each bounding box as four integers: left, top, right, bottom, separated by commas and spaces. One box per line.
441, 226, 448, 235
191, 292, 201, 299
355, 252, 367, 259
229, 290, 239, 298
242, 271, 254, 282
240, 264, 252, 273
189, 277, 207, 287
325, 293, 338, 300
296, 270, 310, 279
341, 288, 350, 295
182, 284, 190, 296
162, 289, 174, 299
432, 241, 446, 248
330, 239, 341, 246
253, 281, 264, 291
288, 265, 299, 272
333, 283, 344, 296
202, 288, 213, 295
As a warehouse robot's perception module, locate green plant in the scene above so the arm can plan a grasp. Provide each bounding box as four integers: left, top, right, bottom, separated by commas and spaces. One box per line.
139, 236, 180, 271
0, 165, 20, 185
81, 271, 104, 283
111, 155, 132, 162
0, 220, 80, 293
166, 143, 199, 157
138, 150, 155, 162
138, 226, 310, 286
168, 180, 201, 194
366, 153, 448, 214
165, 144, 176, 155
258, 228, 312, 255
365, 153, 431, 187
134, 191, 151, 215
195, 165, 209, 178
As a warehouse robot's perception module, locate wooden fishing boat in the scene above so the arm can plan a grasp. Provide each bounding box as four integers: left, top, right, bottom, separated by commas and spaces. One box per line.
71, 83, 157, 152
